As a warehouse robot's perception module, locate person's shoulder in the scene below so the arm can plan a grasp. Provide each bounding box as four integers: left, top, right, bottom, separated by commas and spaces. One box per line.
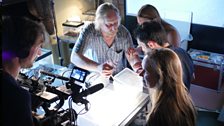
169, 46, 186, 55
2, 73, 30, 101
171, 47, 193, 61
169, 46, 185, 53
161, 20, 181, 46
119, 24, 128, 31
2, 71, 18, 90
80, 22, 99, 36
162, 20, 178, 32
81, 22, 95, 31
87, 22, 95, 27
147, 106, 167, 126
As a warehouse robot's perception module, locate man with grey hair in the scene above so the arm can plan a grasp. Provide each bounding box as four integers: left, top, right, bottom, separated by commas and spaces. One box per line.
71, 2, 133, 76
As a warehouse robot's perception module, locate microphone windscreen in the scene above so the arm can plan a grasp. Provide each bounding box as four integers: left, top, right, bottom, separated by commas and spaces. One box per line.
80, 83, 104, 97
88, 83, 104, 95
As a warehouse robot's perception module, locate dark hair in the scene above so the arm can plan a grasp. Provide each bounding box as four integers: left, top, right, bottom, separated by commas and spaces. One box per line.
134, 21, 167, 46
137, 4, 160, 19
2, 16, 44, 59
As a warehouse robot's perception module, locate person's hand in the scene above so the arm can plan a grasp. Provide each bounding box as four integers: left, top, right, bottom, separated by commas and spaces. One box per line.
135, 46, 144, 55
126, 47, 139, 65
126, 47, 142, 71
97, 62, 114, 77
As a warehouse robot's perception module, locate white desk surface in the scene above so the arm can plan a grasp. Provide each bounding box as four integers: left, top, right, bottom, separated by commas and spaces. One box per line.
75, 82, 149, 126
37, 65, 150, 126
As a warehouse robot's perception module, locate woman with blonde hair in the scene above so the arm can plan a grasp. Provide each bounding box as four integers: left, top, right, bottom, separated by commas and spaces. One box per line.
142, 48, 196, 126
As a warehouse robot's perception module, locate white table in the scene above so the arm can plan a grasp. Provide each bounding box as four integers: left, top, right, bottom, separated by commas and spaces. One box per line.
37, 66, 150, 126
60, 69, 149, 126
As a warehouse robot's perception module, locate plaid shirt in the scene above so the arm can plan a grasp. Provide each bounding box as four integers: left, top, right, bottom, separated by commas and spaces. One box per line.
72, 23, 134, 74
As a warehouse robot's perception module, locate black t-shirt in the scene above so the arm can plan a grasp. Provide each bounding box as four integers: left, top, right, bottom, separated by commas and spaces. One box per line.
1, 71, 33, 126
168, 46, 194, 90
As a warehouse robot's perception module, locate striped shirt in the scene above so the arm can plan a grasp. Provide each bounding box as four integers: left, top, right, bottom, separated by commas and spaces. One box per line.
72, 23, 134, 74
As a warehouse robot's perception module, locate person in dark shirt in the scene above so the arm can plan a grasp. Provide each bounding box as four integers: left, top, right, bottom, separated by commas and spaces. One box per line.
126, 21, 194, 90
1, 16, 45, 126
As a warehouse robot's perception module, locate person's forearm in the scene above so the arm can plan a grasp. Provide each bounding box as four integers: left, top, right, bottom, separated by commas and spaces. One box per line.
71, 53, 99, 72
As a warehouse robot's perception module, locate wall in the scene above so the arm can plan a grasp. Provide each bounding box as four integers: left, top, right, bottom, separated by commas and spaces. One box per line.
54, 0, 125, 35
189, 24, 224, 54
49, 0, 95, 66
126, 0, 224, 28
125, 0, 224, 54
54, 0, 95, 35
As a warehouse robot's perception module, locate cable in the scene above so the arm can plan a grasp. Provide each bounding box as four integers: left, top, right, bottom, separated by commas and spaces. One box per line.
77, 101, 91, 115
61, 69, 72, 84
84, 72, 100, 87
68, 96, 77, 125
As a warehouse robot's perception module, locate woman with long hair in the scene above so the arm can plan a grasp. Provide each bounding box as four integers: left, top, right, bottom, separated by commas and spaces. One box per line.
142, 48, 196, 126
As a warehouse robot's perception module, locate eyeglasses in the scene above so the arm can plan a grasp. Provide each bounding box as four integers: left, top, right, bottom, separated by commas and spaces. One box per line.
105, 22, 118, 29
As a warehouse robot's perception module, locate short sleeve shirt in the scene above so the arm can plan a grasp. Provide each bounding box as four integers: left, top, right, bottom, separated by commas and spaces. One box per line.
72, 23, 134, 74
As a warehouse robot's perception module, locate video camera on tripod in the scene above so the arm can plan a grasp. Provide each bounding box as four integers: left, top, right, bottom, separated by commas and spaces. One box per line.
18, 66, 104, 126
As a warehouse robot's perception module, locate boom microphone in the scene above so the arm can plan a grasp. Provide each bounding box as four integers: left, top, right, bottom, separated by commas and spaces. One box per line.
79, 83, 104, 97
72, 83, 104, 104
40, 70, 70, 81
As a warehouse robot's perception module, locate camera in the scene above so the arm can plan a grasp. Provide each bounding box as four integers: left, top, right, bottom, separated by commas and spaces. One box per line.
70, 66, 90, 83
18, 65, 103, 126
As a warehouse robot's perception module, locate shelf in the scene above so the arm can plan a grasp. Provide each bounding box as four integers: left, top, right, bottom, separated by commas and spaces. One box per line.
82, 9, 96, 16
62, 21, 84, 28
